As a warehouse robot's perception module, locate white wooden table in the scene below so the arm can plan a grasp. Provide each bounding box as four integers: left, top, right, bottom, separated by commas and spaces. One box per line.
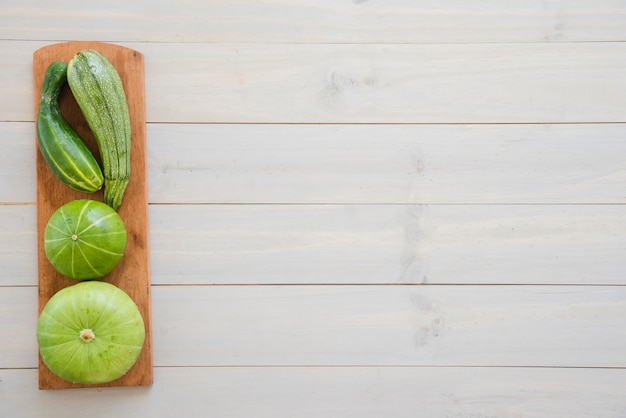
2, 1, 626, 416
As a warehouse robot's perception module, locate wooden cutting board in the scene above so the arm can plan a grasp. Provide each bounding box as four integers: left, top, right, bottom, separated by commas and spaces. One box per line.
33, 42, 152, 389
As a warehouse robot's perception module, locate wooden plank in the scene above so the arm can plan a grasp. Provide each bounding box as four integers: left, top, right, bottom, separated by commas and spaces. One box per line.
0, 205, 36, 286
2, 0, 625, 43
1, 41, 35, 122
144, 42, 626, 124
0, 122, 36, 203
0, 286, 37, 369
146, 123, 626, 204
33, 42, 152, 389
148, 204, 626, 285
4, 41, 626, 124
3, 285, 626, 368
2, 367, 626, 418
3, 204, 625, 286
152, 285, 626, 368
4, 122, 626, 204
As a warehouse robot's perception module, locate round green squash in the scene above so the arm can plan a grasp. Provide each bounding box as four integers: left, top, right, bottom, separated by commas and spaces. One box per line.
44, 199, 127, 280
37, 281, 145, 384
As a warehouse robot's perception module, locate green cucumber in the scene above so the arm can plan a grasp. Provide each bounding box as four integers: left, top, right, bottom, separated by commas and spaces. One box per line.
67, 50, 131, 210
36, 61, 104, 193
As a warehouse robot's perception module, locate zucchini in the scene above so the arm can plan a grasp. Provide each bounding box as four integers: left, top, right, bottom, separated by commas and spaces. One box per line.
36, 61, 104, 193
67, 49, 131, 210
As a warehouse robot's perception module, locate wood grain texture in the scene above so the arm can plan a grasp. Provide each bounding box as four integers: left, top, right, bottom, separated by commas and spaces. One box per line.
3, 204, 625, 287
33, 42, 152, 389
3, 367, 626, 418
2, 0, 625, 43
0, 205, 36, 285
146, 123, 626, 204
142, 42, 626, 124
147, 204, 626, 285
4, 285, 626, 368
4, 122, 626, 205
0, 123, 36, 203
4, 41, 626, 124
152, 285, 626, 368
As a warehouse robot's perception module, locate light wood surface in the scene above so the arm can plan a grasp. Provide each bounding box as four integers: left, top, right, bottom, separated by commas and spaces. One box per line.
4, 285, 626, 368
33, 42, 152, 389
2, 0, 625, 43
5, 41, 626, 124
4, 367, 626, 418
3, 204, 626, 286
5, 122, 626, 204
1, 0, 625, 415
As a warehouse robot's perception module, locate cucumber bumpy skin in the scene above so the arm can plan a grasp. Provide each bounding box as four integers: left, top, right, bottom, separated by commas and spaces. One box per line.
67, 50, 131, 210
37, 61, 104, 193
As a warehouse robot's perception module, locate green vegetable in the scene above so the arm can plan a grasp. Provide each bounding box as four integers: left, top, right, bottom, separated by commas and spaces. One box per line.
67, 50, 131, 210
36, 61, 104, 193
44, 199, 128, 280
37, 281, 145, 384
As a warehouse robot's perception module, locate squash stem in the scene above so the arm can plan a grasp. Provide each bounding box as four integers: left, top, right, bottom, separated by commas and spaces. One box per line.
79, 329, 95, 343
